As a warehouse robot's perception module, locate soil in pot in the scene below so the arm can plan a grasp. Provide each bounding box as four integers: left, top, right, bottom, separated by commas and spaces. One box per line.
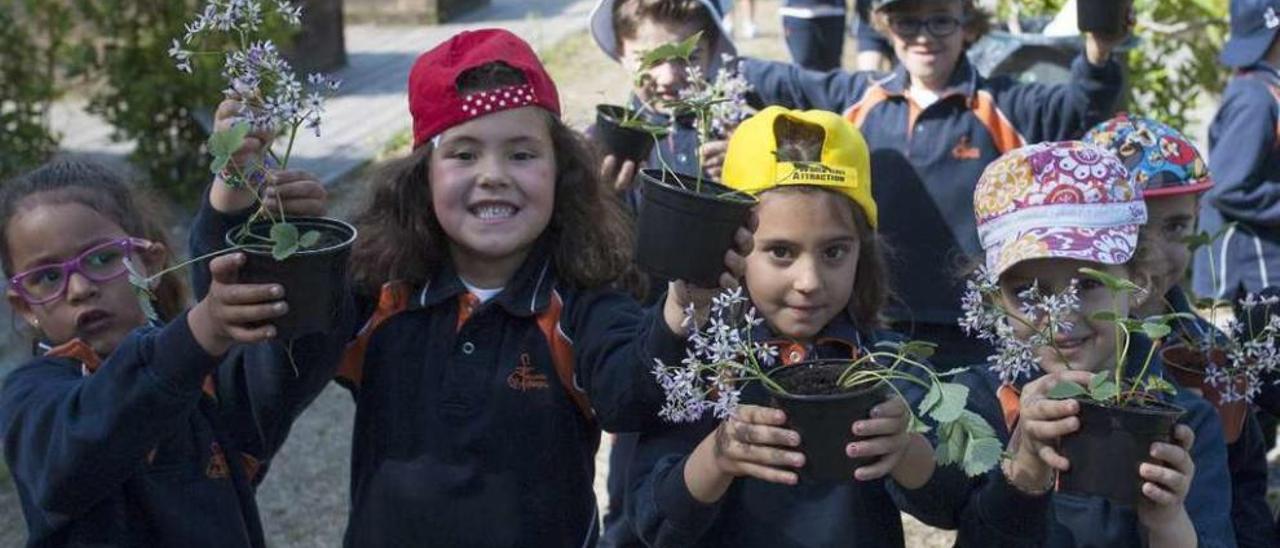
1056, 398, 1184, 506
1077, 0, 1132, 35
767, 360, 889, 483
635, 169, 755, 287
1159, 345, 1249, 444
596, 105, 659, 163
227, 217, 357, 340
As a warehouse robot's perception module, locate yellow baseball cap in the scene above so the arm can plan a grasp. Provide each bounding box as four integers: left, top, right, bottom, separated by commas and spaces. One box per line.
722, 106, 878, 228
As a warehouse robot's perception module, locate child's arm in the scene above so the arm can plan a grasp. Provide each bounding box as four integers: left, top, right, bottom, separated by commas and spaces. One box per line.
626, 418, 725, 547
993, 33, 1126, 144
0, 255, 284, 517
1228, 414, 1280, 547
1205, 78, 1280, 227
1135, 425, 1197, 548
1158, 392, 1237, 548
738, 57, 876, 113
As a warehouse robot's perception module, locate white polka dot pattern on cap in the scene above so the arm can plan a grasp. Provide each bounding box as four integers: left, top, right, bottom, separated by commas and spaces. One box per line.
459, 84, 539, 119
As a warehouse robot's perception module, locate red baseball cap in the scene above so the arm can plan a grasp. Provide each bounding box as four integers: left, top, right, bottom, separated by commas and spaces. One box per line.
408, 28, 562, 149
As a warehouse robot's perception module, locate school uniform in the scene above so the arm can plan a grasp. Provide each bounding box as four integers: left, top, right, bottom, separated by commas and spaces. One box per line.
781, 0, 849, 71
1165, 287, 1279, 548
950, 334, 1237, 547
739, 54, 1124, 367
315, 238, 679, 547
625, 311, 1016, 548
1194, 64, 1280, 298
0, 304, 343, 548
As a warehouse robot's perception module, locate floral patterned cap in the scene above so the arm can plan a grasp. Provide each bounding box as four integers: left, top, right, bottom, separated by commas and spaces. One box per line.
1083, 114, 1213, 198
974, 141, 1148, 276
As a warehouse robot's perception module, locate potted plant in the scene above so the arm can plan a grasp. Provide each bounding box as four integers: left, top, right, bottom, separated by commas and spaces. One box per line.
161, 0, 356, 339
961, 265, 1186, 505
653, 288, 1002, 483
618, 32, 758, 287
1156, 229, 1280, 442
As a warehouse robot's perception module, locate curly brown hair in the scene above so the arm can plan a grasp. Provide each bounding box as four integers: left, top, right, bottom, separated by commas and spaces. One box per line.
348, 62, 635, 294
0, 158, 189, 322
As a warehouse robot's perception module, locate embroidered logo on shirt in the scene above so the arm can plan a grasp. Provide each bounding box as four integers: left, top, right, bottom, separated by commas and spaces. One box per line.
508, 353, 550, 391
206, 442, 230, 479
951, 136, 981, 160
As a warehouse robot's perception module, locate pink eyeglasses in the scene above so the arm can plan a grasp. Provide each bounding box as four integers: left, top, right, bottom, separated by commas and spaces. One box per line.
7, 238, 151, 305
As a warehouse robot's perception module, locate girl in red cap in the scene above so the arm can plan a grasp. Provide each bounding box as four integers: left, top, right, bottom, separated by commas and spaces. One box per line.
196, 28, 750, 547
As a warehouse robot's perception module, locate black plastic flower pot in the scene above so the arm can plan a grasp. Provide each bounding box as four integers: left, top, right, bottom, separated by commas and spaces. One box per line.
766, 360, 890, 483
1161, 345, 1249, 444
225, 217, 357, 340
1077, 0, 1131, 35
635, 169, 755, 287
596, 104, 658, 163
1056, 398, 1184, 506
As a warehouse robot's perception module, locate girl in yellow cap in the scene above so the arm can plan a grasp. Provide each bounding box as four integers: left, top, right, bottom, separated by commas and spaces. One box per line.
626, 107, 1021, 547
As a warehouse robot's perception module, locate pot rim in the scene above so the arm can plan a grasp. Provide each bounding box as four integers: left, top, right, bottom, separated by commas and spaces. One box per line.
639, 168, 757, 204
227, 216, 358, 257
765, 359, 890, 402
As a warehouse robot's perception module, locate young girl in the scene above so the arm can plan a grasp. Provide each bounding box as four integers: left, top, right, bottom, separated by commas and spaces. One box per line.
735, 0, 1129, 369
954, 141, 1235, 547
1085, 114, 1278, 547
626, 107, 1010, 547
196, 28, 749, 546
0, 159, 338, 547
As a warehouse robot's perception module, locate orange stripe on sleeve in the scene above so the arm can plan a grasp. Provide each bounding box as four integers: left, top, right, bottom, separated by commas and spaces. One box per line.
535, 291, 592, 420
996, 384, 1021, 432
843, 86, 891, 130
337, 282, 412, 388
971, 90, 1027, 155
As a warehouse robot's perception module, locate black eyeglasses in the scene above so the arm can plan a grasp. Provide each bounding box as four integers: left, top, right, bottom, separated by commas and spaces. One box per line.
888, 14, 964, 38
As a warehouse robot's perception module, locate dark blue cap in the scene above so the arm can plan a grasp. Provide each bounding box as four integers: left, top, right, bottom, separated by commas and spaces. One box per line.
1221, 0, 1280, 67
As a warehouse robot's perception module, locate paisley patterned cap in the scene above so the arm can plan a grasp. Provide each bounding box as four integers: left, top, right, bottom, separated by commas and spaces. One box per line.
1083, 114, 1213, 198
974, 141, 1148, 276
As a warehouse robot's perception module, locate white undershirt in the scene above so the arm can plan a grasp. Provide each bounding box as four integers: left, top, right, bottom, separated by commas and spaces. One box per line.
461, 280, 504, 303
907, 86, 941, 109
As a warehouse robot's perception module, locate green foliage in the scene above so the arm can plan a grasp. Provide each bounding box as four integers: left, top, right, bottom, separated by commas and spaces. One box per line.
935, 409, 1002, 476
209, 121, 251, 177
0, 0, 72, 180
71, 0, 294, 208
999, 0, 1229, 131
639, 30, 702, 69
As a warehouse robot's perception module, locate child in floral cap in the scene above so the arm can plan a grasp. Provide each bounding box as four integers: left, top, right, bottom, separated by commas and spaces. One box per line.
1085, 114, 1278, 548
953, 141, 1234, 547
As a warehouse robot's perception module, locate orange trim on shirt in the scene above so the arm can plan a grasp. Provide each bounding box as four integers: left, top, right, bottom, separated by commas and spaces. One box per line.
970, 90, 1027, 155
997, 384, 1021, 432
46, 339, 101, 372
455, 293, 480, 333
844, 85, 892, 130
337, 281, 413, 388
536, 290, 592, 420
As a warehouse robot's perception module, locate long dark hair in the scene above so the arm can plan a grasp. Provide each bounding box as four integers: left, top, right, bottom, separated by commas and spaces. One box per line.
349, 62, 635, 293
0, 158, 189, 322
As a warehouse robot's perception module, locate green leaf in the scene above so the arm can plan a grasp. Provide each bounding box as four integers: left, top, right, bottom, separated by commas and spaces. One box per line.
926, 383, 969, 424
1090, 310, 1121, 323
1089, 378, 1120, 402
920, 383, 942, 416
639, 31, 703, 69
907, 413, 930, 435
1046, 380, 1087, 399
1078, 267, 1141, 294
901, 340, 937, 360
935, 420, 967, 466
298, 230, 321, 249
1182, 231, 1214, 252
962, 436, 1004, 477
1144, 375, 1177, 396
1141, 322, 1172, 340
208, 121, 250, 175
270, 222, 300, 261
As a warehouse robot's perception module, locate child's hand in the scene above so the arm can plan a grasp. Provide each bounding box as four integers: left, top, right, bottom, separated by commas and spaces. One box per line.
260, 170, 328, 217
600, 154, 641, 193
210, 98, 276, 212
1004, 371, 1094, 493
1083, 5, 1133, 65
1136, 425, 1196, 532
684, 405, 803, 502
662, 215, 756, 336
699, 140, 728, 181
188, 253, 287, 356
848, 396, 913, 481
